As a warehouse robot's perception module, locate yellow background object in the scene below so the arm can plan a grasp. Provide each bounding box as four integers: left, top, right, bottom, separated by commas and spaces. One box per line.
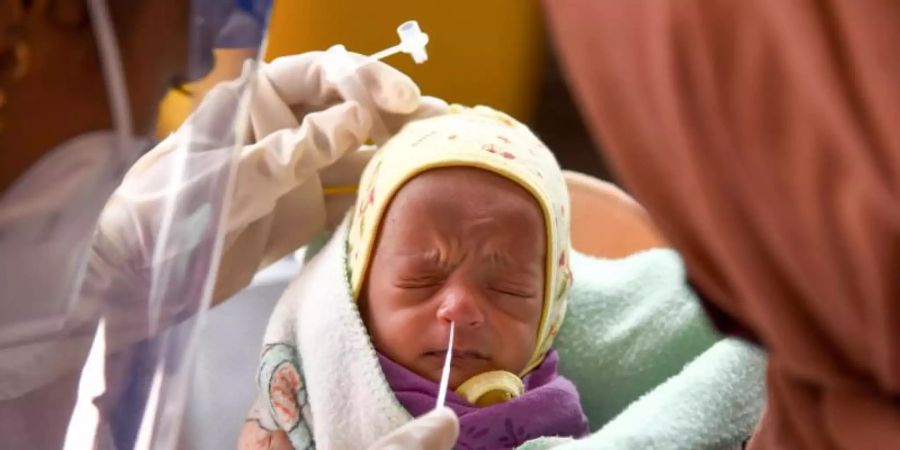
157, 0, 546, 138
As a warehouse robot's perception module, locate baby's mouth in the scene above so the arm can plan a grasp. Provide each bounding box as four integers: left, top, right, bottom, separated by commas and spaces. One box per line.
424, 349, 489, 361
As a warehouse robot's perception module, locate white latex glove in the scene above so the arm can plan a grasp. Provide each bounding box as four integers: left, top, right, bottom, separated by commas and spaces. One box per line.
368, 408, 460, 450
89, 52, 447, 353
212, 51, 447, 302
260, 51, 448, 134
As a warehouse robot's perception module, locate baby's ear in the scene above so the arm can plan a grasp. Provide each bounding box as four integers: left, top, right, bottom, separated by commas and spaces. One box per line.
564, 170, 667, 258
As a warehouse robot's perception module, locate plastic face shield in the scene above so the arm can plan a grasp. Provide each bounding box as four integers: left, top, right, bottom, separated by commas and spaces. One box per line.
0, 0, 273, 448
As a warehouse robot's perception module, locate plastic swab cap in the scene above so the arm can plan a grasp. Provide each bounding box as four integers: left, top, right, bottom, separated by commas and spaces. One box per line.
397, 20, 429, 64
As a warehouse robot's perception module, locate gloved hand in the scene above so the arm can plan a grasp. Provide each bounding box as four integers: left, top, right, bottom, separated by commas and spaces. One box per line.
367, 407, 460, 450
212, 51, 447, 302
89, 51, 447, 353
260, 51, 448, 135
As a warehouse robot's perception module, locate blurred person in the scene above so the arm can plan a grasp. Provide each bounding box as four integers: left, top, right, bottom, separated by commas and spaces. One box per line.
544, 1, 900, 448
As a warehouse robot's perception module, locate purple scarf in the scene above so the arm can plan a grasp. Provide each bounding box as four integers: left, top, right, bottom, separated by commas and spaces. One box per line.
378, 350, 589, 450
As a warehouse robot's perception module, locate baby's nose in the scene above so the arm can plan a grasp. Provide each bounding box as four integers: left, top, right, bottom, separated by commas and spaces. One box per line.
435, 281, 485, 328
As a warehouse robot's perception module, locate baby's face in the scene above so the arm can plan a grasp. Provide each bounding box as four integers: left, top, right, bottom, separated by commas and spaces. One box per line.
361, 167, 546, 389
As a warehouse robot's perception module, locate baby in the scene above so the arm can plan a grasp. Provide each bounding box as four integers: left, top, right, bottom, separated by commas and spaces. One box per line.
243, 106, 588, 449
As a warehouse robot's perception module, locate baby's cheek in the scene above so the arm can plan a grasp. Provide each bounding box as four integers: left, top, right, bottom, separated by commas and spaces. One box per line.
491, 315, 539, 373
371, 306, 430, 359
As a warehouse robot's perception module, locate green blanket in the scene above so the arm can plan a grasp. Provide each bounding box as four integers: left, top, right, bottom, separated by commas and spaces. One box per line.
521, 249, 766, 449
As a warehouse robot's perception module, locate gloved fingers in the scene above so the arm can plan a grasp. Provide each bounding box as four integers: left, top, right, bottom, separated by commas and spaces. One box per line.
382, 95, 449, 133
413, 406, 460, 446
235, 101, 370, 204
263, 51, 340, 109
264, 51, 425, 116
368, 407, 459, 450
416, 95, 451, 120
319, 146, 376, 190
354, 57, 421, 115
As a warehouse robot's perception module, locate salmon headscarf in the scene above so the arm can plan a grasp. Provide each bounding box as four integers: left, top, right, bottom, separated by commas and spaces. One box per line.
544, 1, 900, 449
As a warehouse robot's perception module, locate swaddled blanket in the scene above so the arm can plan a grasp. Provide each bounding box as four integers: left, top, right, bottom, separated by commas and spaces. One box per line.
246, 223, 766, 449
247, 218, 584, 449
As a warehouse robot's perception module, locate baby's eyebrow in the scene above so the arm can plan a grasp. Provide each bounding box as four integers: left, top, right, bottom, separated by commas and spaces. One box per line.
484, 249, 536, 270
397, 248, 446, 267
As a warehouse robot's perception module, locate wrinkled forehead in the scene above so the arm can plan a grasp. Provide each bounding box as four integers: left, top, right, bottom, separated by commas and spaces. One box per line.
380, 167, 548, 247
393, 167, 543, 213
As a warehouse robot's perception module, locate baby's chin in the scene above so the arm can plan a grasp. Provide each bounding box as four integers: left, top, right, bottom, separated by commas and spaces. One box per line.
413, 355, 494, 391
414, 367, 480, 392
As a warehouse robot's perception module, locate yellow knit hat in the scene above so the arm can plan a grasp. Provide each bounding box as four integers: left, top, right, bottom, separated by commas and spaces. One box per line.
347, 105, 572, 383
